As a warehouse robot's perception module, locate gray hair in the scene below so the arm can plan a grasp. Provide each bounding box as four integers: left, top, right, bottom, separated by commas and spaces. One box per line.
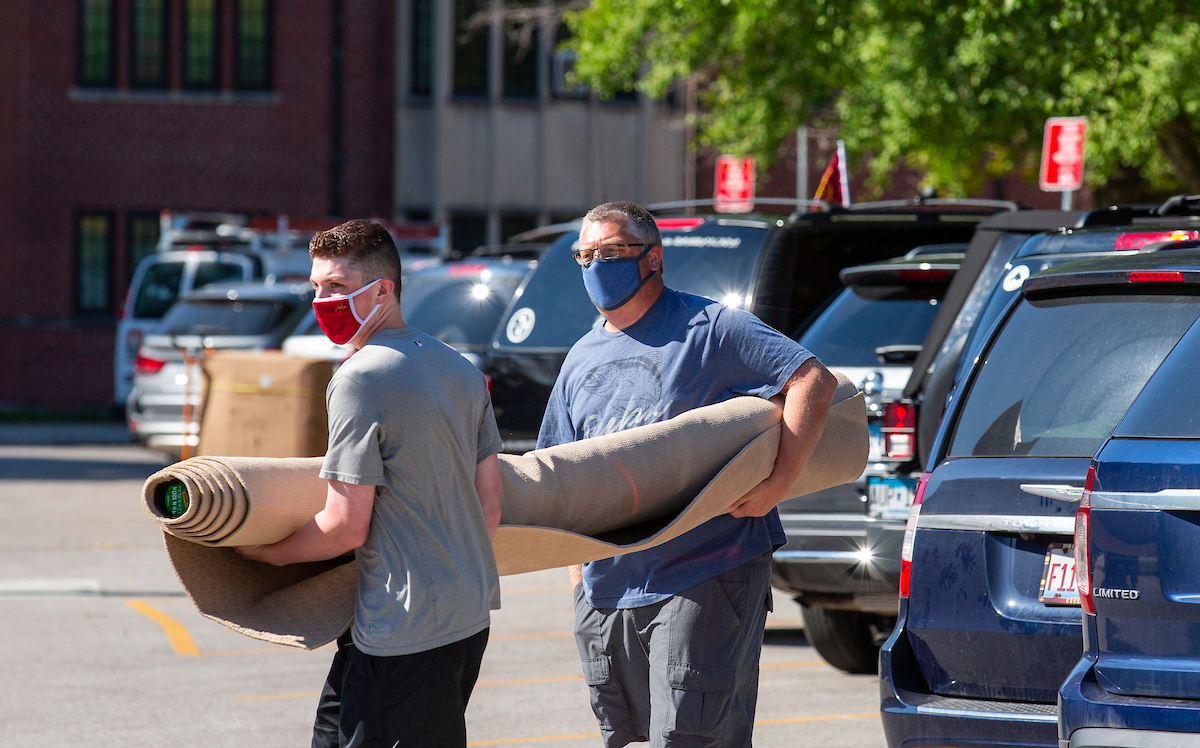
581, 201, 662, 249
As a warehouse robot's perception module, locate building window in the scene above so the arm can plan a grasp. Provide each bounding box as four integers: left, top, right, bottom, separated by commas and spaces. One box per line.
183, 0, 220, 89
235, 0, 272, 90
411, 0, 433, 97
131, 0, 169, 88
127, 213, 161, 281
450, 212, 488, 257
503, 1, 538, 99
454, 0, 489, 97
77, 213, 112, 314
551, 22, 587, 99
79, 0, 115, 87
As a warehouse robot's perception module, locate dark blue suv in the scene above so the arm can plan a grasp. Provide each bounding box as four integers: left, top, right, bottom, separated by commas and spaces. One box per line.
880, 252, 1200, 747
1059, 255, 1200, 746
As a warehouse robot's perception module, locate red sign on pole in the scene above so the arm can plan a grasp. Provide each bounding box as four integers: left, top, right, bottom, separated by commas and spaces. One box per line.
1039, 117, 1088, 192
714, 156, 756, 213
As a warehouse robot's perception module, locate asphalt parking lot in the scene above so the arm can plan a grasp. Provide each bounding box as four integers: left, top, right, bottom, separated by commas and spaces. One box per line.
0, 437, 885, 746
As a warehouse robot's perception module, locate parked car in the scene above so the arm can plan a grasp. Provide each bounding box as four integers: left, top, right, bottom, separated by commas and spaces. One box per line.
486, 201, 1010, 452
1058, 256, 1200, 747
125, 280, 314, 457
771, 247, 963, 673
879, 252, 1200, 747
115, 249, 259, 406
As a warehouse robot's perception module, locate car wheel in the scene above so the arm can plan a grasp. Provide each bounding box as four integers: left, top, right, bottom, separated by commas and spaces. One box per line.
799, 604, 889, 674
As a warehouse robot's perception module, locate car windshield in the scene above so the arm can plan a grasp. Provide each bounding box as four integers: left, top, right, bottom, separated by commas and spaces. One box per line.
158, 299, 295, 336
948, 293, 1200, 458
133, 261, 185, 319
403, 272, 526, 349
798, 287, 942, 367
495, 225, 768, 349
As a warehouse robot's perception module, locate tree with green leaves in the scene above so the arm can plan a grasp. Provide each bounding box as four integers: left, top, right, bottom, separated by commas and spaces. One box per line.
564, 0, 1200, 200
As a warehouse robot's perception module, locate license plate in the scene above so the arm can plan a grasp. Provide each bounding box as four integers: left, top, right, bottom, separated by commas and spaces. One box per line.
867, 476, 917, 521
868, 422, 885, 461
1039, 544, 1080, 606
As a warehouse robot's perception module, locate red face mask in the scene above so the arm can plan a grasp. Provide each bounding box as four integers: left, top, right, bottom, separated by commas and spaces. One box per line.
312, 278, 383, 345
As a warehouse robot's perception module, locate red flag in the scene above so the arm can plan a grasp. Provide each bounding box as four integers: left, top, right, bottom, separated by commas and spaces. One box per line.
813, 140, 851, 207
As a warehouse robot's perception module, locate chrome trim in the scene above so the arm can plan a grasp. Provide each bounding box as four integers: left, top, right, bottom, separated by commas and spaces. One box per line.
772, 550, 869, 563
777, 513, 879, 523
1020, 484, 1084, 502
1090, 489, 1200, 512
914, 703, 1056, 724
917, 514, 1075, 535
780, 528, 868, 538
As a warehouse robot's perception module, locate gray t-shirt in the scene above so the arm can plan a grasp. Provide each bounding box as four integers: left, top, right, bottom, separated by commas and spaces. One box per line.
321, 325, 504, 657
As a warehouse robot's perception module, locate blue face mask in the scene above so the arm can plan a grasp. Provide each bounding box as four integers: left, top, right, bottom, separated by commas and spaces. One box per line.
581, 244, 656, 311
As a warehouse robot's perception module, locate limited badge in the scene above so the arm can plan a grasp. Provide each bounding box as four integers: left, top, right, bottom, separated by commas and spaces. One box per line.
506, 308, 536, 343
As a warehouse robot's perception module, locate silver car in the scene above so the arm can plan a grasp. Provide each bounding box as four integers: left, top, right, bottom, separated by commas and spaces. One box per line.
126, 280, 313, 457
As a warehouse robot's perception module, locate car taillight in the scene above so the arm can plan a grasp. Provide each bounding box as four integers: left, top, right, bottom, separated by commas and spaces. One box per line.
1114, 230, 1200, 250
1129, 271, 1185, 283
899, 472, 930, 598
484, 374, 491, 394
1075, 464, 1095, 615
134, 354, 166, 375
883, 401, 916, 460
655, 218, 706, 230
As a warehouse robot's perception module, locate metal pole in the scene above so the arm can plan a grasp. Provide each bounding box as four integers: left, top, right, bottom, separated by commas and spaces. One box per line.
1061, 190, 1073, 211
684, 75, 697, 212
796, 126, 808, 203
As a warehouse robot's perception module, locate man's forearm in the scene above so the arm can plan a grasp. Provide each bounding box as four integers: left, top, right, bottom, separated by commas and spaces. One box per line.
236, 480, 375, 566
729, 358, 836, 517
768, 359, 837, 491
568, 564, 582, 590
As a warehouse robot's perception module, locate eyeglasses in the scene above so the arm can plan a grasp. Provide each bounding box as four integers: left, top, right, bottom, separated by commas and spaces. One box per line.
572, 243, 646, 266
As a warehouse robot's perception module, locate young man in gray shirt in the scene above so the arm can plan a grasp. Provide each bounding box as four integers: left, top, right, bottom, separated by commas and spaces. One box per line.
237, 220, 503, 748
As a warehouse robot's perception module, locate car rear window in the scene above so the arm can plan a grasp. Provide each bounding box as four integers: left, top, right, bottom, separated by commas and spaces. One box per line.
403, 273, 526, 349
1114, 326, 1200, 438
133, 261, 185, 319
948, 294, 1200, 458
798, 287, 941, 366
495, 226, 768, 349
158, 300, 294, 336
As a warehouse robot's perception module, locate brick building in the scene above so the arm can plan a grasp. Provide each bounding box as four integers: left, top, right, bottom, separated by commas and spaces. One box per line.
0, 0, 394, 409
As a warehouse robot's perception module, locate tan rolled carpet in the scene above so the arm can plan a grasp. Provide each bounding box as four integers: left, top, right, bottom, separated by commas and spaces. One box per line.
143, 372, 866, 649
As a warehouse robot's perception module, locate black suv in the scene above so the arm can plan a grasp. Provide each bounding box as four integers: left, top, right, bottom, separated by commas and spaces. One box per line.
485, 200, 1013, 451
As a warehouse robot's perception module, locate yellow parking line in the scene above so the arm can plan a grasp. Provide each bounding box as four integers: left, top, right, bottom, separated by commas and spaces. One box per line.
125, 600, 200, 656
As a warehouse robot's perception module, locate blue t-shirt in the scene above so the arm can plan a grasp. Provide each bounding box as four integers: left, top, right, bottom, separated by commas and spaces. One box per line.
536, 288, 814, 608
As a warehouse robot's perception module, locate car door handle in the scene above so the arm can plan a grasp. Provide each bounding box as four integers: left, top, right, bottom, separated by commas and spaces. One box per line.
1020, 484, 1084, 502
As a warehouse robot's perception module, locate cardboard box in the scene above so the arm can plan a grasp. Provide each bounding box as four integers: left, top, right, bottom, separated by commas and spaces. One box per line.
198, 351, 334, 458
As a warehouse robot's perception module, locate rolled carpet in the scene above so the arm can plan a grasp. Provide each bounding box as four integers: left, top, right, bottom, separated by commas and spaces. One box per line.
143, 372, 867, 649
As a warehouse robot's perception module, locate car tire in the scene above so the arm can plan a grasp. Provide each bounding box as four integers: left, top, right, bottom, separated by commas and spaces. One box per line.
799, 604, 884, 675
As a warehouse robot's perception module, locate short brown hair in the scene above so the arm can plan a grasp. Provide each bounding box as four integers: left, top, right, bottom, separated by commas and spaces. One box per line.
309, 220, 402, 291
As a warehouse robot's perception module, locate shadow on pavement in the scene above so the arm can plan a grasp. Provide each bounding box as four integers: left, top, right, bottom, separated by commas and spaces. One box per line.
0, 457, 166, 482
762, 627, 810, 647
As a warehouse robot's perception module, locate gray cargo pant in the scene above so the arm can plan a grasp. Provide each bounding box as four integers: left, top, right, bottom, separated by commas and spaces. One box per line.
572, 552, 773, 748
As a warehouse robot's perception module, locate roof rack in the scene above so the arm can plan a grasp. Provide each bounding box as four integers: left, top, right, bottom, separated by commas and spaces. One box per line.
1154, 194, 1200, 216
840, 197, 1021, 212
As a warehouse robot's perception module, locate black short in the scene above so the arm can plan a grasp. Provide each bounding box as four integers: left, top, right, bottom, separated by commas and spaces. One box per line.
312, 627, 490, 748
